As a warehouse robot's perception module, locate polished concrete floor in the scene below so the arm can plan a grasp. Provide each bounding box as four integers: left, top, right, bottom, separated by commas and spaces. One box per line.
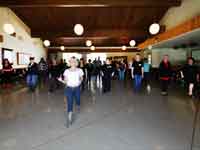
0, 80, 199, 150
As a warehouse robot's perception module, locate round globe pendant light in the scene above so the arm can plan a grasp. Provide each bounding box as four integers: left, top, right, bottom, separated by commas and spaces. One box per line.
129, 40, 136, 47
149, 23, 160, 35
60, 46, 65, 51
86, 40, 92, 47
122, 45, 127, 51
43, 40, 50, 47
90, 46, 95, 51
74, 24, 84, 36
3, 23, 15, 35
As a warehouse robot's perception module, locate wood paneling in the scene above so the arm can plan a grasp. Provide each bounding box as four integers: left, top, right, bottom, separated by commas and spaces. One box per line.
0, 0, 181, 50
0, 0, 181, 7
48, 48, 140, 53
138, 15, 200, 49
32, 29, 148, 38
11, 7, 168, 47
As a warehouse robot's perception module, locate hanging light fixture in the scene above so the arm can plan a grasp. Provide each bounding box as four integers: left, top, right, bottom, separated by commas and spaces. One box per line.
122, 45, 127, 51
74, 24, 84, 36
86, 40, 92, 47
43, 40, 50, 47
149, 23, 160, 35
90, 46, 95, 51
129, 40, 136, 47
60, 46, 65, 51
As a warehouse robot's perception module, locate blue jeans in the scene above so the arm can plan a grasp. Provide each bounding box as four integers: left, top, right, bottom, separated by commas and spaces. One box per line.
26, 74, 38, 88
65, 86, 81, 112
119, 70, 125, 80
133, 75, 142, 91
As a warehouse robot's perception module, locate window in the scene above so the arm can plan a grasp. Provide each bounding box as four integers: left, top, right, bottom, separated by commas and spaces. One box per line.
86, 53, 107, 62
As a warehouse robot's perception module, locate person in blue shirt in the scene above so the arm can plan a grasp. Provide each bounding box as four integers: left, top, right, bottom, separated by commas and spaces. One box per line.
143, 58, 151, 94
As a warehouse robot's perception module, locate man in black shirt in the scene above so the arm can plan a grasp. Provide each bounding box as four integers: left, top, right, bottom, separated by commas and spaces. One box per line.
48, 59, 60, 93
101, 58, 114, 93
181, 57, 198, 96
86, 59, 94, 84
27, 57, 39, 92
131, 54, 144, 92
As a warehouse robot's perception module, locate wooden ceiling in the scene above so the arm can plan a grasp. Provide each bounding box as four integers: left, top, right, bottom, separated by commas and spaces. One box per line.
0, 0, 181, 49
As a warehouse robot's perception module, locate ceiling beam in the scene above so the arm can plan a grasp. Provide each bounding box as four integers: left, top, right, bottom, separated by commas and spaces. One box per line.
0, 0, 181, 7
32, 29, 148, 39
48, 47, 140, 53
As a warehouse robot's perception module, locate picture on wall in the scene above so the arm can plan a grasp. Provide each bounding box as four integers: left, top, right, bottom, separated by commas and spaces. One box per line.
2, 48, 14, 64
17, 52, 31, 65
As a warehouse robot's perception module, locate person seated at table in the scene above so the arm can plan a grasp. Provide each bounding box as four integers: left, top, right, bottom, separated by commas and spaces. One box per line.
2, 59, 14, 89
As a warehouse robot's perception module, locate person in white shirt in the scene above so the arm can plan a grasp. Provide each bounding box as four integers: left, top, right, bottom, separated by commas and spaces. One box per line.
58, 57, 84, 127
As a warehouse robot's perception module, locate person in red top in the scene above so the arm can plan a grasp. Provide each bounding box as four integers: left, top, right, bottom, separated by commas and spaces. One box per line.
2, 59, 14, 88
159, 55, 172, 96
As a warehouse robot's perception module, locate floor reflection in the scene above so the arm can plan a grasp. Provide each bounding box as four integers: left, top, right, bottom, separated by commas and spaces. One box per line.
0, 79, 199, 150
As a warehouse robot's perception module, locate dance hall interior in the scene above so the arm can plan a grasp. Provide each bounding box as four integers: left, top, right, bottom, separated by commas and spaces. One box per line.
0, 0, 200, 150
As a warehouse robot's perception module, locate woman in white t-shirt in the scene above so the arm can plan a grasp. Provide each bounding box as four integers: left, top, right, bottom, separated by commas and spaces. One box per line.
58, 57, 84, 127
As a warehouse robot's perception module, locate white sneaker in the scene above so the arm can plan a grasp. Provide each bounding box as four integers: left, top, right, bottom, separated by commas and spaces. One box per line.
147, 85, 151, 94
68, 112, 73, 125
161, 91, 168, 96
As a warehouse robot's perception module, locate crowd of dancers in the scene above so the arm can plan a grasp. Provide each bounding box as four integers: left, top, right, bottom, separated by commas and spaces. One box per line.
0, 54, 199, 127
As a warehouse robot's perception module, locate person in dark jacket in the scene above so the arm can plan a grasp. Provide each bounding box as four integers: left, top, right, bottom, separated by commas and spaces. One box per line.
79, 58, 87, 91
2, 59, 14, 88
86, 59, 94, 85
48, 59, 60, 93
27, 57, 38, 91
118, 60, 126, 81
181, 57, 198, 97
101, 58, 114, 93
159, 55, 172, 96
38, 57, 48, 88
96, 57, 102, 81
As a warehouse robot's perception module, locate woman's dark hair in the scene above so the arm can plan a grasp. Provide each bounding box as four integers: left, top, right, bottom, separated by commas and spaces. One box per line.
143, 58, 148, 62
136, 53, 141, 56
106, 58, 111, 61
2, 59, 11, 67
30, 57, 35, 60
80, 58, 84, 62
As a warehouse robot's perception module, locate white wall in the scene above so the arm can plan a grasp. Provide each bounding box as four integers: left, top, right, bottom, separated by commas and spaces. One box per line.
151, 48, 187, 68
0, 7, 47, 69
160, 0, 200, 30
192, 50, 200, 60
154, 0, 200, 67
